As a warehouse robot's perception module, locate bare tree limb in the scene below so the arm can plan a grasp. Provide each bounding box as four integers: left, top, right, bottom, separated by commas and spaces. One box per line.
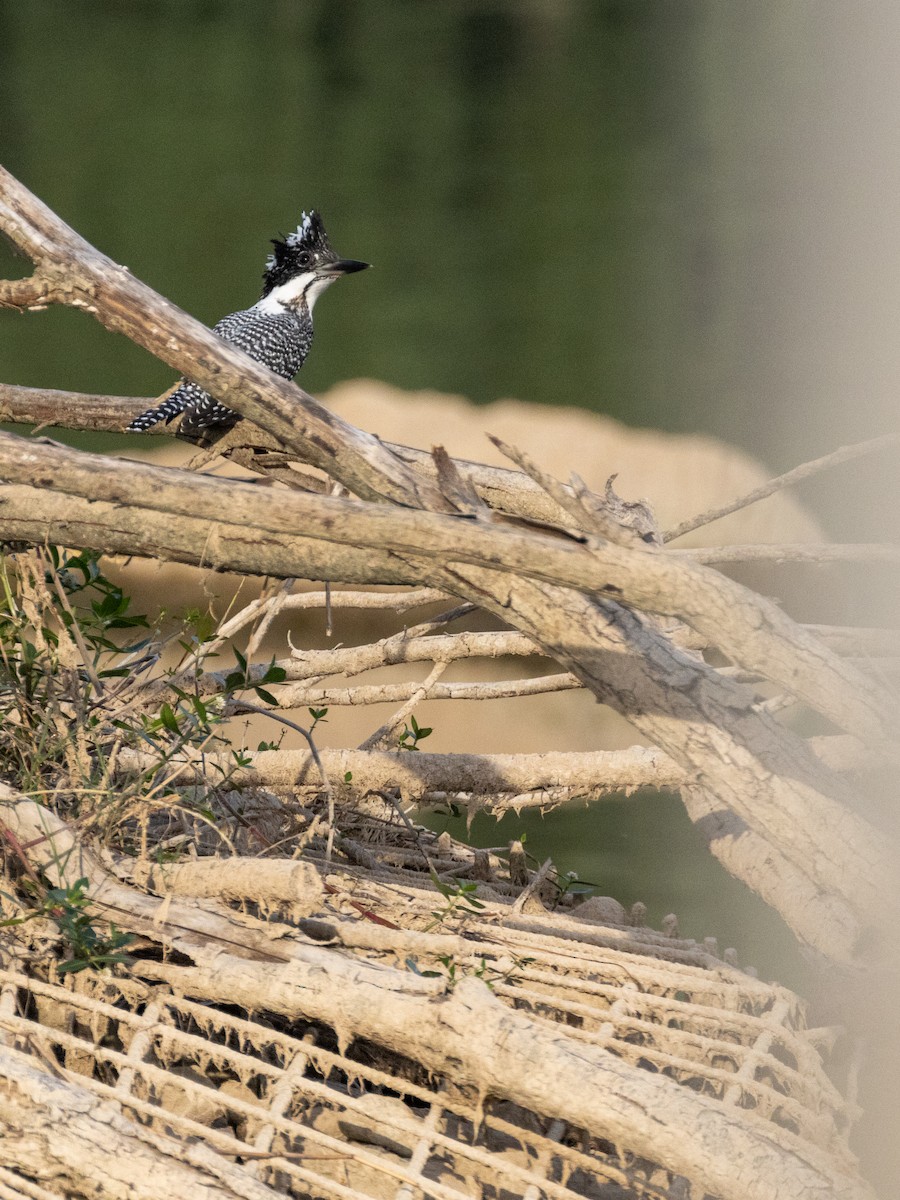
0, 433, 891, 751
1, 167, 896, 965
252, 674, 583, 708
663, 434, 900, 542
0, 272, 62, 310
0, 166, 449, 510
115, 740, 868, 806
0, 382, 601, 530
677, 543, 900, 564
2, 792, 874, 1200
0, 382, 147, 430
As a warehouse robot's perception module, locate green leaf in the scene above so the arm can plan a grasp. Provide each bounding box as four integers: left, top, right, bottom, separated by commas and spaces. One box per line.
159, 703, 180, 734
57, 958, 90, 975
254, 687, 279, 706
107, 614, 149, 630
428, 869, 453, 898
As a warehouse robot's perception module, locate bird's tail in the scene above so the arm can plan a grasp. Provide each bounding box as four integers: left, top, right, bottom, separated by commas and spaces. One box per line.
125, 386, 187, 434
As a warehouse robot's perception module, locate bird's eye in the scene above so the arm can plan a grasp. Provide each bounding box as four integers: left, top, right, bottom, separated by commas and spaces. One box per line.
297, 251, 311, 267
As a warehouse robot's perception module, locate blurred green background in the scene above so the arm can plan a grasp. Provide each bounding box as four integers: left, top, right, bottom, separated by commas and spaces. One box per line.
1, 0, 897, 991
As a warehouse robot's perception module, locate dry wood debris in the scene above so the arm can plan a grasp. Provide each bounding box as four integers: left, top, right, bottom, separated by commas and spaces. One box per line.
0, 789, 874, 1200
0, 164, 897, 1200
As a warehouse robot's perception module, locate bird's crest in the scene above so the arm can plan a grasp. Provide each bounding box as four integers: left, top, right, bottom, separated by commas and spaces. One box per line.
262, 211, 331, 295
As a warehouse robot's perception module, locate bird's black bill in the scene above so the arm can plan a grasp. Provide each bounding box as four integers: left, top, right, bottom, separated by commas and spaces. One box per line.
331, 258, 369, 275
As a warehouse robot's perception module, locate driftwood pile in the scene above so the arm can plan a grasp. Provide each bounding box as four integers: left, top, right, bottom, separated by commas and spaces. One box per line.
0, 789, 871, 1200
0, 166, 897, 1199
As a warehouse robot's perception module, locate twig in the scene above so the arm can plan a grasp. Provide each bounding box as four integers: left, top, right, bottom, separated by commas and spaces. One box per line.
183, 587, 451, 673
272, 673, 582, 708
663, 434, 900, 543
41, 550, 105, 698
228, 699, 336, 860
245, 578, 295, 660
143, 629, 545, 707
489, 434, 644, 547
512, 857, 556, 912
357, 661, 448, 750
675, 543, 900, 565
0, 273, 58, 310
114, 745, 691, 798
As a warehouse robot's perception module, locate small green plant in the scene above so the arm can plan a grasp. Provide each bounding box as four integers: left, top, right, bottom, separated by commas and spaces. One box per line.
0, 548, 277, 836
223, 649, 287, 707
0, 548, 153, 794
554, 869, 600, 901
398, 713, 432, 751
257, 730, 287, 752
1, 877, 135, 975
308, 706, 329, 733
407, 952, 536, 991
425, 869, 485, 930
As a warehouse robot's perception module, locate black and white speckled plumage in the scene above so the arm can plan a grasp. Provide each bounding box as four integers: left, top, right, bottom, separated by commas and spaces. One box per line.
127, 305, 314, 441
127, 211, 366, 446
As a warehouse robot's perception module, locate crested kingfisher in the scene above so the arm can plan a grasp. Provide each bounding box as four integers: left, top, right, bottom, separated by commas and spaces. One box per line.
126, 211, 368, 445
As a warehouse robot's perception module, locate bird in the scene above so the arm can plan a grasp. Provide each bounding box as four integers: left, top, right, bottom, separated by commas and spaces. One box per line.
126, 211, 368, 445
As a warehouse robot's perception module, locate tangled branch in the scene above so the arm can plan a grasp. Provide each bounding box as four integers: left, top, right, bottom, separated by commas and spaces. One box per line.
1, 165, 898, 972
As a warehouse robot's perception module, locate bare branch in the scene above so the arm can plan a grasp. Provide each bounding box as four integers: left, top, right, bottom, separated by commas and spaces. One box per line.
678, 543, 900, 565
357, 661, 448, 750
663, 433, 900, 543
0, 273, 61, 310
489, 433, 647, 546
182, 585, 451, 671
0, 382, 158, 430
1, 167, 896, 966
285, 628, 542, 682
263, 673, 582, 708
0, 432, 891, 750
115, 745, 686, 798
0, 165, 450, 510
0, 384, 601, 530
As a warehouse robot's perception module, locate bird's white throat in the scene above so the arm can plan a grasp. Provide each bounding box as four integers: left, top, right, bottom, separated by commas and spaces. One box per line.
255, 272, 335, 315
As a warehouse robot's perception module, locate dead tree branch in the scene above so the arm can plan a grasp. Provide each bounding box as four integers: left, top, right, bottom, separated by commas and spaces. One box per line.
0, 792, 876, 1200
663, 433, 900, 542
0, 433, 891, 751
677, 543, 900, 564
0, 166, 897, 967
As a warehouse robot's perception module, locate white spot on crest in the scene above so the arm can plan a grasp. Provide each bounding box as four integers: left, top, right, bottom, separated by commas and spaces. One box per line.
284, 212, 314, 249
